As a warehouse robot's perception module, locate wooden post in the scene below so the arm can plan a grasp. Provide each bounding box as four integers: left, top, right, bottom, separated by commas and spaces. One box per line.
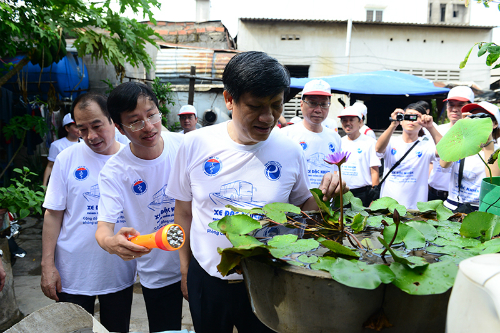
188, 66, 196, 105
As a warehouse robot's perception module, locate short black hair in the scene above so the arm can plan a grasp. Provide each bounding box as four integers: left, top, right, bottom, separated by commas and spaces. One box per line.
107, 82, 159, 127
71, 93, 111, 124
405, 102, 427, 115
414, 100, 430, 111
223, 51, 290, 103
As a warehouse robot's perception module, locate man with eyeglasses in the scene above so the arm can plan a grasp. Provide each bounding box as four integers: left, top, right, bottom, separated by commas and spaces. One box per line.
95, 82, 184, 332
282, 79, 342, 188
41, 93, 136, 332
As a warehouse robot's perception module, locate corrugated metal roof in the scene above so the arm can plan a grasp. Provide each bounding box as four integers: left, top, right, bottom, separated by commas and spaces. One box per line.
240, 17, 495, 29
156, 45, 238, 85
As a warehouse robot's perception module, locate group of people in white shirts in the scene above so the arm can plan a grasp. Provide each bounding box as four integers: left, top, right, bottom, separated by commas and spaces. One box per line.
283, 80, 500, 213
30, 50, 499, 333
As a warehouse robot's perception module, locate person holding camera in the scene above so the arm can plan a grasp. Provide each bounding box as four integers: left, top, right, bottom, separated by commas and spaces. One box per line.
440, 101, 500, 212
375, 103, 442, 209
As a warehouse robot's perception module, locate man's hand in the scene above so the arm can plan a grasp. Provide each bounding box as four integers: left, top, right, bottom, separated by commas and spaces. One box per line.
318, 172, 348, 202
418, 114, 434, 129
96, 223, 152, 261
389, 109, 404, 127
41, 264, 62, 301
181, 271, 189, 301
0, 260, 6, 292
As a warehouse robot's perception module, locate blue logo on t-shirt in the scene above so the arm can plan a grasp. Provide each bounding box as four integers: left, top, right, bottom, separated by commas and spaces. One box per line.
328, 143, 336, 153
132, 179, 148, 195
391, 148, 397, 155
74, 166, 89, 181
416, 151, 423, 158
204, 157, 222, 176
265, 161, 282, 181
357, 148, 362, 154
299, 141, 307, 150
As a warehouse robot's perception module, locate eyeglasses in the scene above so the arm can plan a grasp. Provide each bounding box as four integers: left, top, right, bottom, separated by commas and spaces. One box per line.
303, 100, 331, 109
122, 113, 162, 132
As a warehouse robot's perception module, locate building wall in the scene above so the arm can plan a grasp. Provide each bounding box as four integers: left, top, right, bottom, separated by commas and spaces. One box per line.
237, 20, 492, 89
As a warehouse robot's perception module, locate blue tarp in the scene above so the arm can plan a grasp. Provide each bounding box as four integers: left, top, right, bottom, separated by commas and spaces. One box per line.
290, 70, 449, 96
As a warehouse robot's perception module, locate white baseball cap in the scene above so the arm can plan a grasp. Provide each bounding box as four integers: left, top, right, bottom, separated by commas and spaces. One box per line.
461, 101, 500, 124
352, 102, 367, 117
444, 86, 474, 103
337, 106, 363, 120
62, 113, 75, 126
178, 105, 197, 116
302, 79, 332, 97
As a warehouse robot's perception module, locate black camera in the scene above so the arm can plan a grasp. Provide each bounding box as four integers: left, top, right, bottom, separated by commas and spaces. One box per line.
390, 114, 418, 122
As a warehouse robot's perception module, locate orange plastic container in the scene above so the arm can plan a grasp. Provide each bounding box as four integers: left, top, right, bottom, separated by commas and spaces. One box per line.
129, 224, 185, 251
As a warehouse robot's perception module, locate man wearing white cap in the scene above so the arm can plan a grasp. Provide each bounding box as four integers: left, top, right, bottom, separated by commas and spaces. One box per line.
178, 105, 198, 134
353, 102, 376, 140
428, 86, 474, 201
43, 113, 80, 187
440, 101, 500, 212
338, 106, 380, 206
282, 79, 342, 188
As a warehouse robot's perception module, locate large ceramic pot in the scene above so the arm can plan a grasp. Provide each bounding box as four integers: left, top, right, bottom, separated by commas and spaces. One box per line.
479, 177, 500, 216
241, 257, 450, 333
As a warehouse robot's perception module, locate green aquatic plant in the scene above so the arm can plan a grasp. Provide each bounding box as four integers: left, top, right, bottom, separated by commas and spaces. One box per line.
213, 191, 500, 295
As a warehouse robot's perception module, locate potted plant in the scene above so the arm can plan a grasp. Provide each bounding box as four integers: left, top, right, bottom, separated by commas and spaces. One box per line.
210, 151, 500, 332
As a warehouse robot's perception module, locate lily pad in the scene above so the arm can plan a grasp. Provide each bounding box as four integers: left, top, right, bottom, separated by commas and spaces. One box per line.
217, 246, 269, 276
436, 204, 454, 221
370, 197, 407, 216
390, 261, 458, 295
262, 202, 301, 224
417, 200, 443, 213
329, 258, 395, 290
436, 227, 460, 240
214, 214, 261, 235
432, 236, 481, 248
226, 234, 264, 249
334, 191, 364, 211
377, 237, 414, 266
436, 117, 492, 162
367, 215, 394, 227
475, 238, 500, 254
310, 188, 333, 216
460, 211, 500, 242
383, 223, 426, 249
267, 235, 319, 258
406, 221, 438, 241
225, 204, 264, 215
351, 213, 366, 233
297, 254, 319, 264
318, 237, 360, 258
311, 256, 337, 272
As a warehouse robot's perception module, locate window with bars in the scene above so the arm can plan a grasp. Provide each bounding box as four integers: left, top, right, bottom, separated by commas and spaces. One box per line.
394, 69, 461, 82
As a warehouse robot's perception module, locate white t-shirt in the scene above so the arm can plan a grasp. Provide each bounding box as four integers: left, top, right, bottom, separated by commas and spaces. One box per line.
43, 142, 136, 295
340, 135, 381, 189
47, 137, 78, 162
360, 124, 376, 140
378, 136, 437, 210
281, 121, 342, 188
428, 123, 452, 191
98, 132, 183, 289
444, 144, 499, 209
165, 121, 312, 280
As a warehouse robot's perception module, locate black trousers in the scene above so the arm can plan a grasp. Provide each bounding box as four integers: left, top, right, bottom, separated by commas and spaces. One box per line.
57, 285, 133, 333
141, 281, 183, 332
187, 256, 275, 333
350, 185, 373, 207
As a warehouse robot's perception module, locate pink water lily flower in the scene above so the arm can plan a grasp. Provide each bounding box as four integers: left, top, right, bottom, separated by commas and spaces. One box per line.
324, 152, 350, 166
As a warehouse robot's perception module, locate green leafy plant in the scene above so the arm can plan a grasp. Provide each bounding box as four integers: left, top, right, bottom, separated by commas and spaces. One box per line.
151, 77, 181, 132
0, 167, 45, 219
212, 190, 500, 296
1, 114, 48, 180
